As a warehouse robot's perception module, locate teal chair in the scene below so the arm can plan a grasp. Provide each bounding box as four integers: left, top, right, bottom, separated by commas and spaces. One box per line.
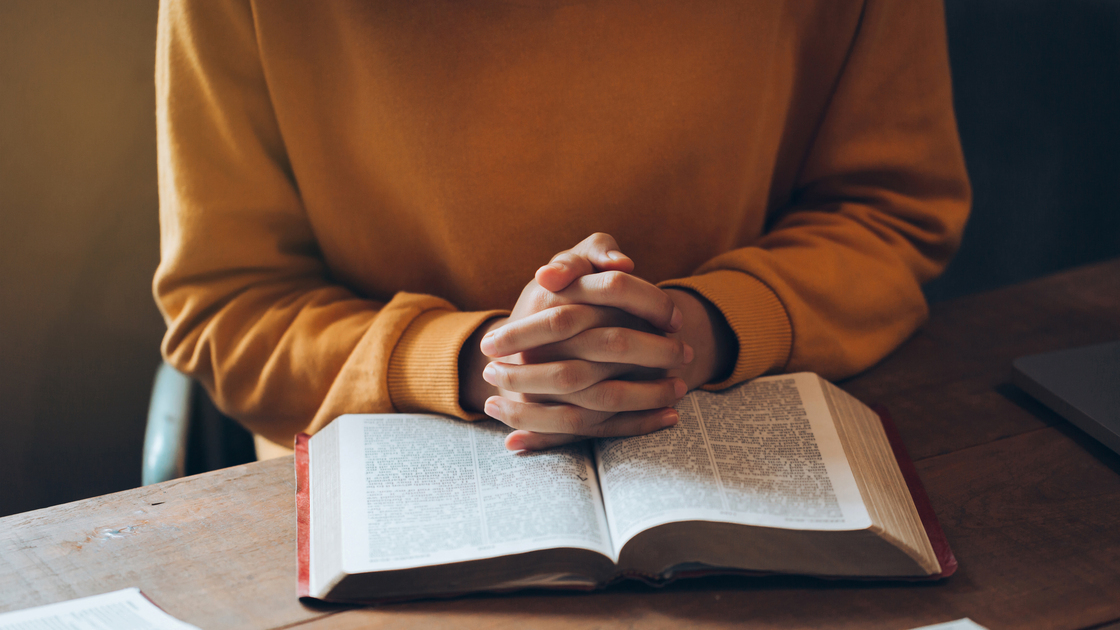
142, 361, 255, 485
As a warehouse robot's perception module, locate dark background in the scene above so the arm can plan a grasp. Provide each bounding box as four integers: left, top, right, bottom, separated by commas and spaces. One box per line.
1, 0, 1118, 517
925, 0, 1120, 301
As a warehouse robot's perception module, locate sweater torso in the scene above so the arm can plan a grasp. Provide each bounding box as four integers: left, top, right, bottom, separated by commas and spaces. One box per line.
252, 0, 859, 310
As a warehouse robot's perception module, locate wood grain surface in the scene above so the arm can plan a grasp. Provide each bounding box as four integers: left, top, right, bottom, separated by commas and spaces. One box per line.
0, 457, 330, 629
2, 258, 1119, 630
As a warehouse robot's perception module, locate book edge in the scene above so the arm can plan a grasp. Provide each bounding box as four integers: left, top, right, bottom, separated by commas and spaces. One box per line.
870, 406, 958, 579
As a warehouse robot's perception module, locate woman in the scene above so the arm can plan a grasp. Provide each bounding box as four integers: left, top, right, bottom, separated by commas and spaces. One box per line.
154, 0, 969, 454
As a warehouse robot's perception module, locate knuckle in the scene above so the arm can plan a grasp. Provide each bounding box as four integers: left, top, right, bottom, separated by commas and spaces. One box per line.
546, 307, 576, 338
590, 232, 616, 249
599, 270, 627, 295
484, 328, 506, 352
600, 328, 629, 355
495, 365, 516, 391
559, 406, 586, 434
572, 304, 602, 326
661, 294, 677, 318
550, 249, 573, 263
529, 289, 553, 313
553, 363, 582, 393
595, 381, 624, 410
551, 252, 577, 268
670, 339, 686, 364
498, 402, 522, 428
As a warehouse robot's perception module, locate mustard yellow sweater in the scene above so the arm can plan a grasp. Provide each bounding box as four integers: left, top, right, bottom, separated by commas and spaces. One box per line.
154, 0, 970, 448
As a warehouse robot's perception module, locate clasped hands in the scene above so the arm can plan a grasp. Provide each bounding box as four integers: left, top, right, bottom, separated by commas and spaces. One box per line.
462, 234, 733, 451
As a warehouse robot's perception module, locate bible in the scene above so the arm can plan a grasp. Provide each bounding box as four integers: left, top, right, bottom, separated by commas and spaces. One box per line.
296, 372, 955, 603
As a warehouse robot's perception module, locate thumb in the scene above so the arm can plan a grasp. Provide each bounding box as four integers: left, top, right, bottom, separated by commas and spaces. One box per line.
536, 233, 634, 292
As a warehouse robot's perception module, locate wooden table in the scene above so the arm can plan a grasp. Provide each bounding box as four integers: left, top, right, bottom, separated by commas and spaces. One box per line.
3, 260, 1119, 630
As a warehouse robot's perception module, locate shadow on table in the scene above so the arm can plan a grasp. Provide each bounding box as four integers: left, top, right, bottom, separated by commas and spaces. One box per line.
310, 571, 967, 628
996, 382, 1120, 477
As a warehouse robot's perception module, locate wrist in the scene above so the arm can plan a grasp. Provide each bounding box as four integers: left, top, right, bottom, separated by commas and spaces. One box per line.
664, 289, 736, 389
459, 316, 508, 413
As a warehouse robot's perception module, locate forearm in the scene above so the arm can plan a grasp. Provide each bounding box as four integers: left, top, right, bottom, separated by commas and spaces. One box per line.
658, 0, 968, 383
159, 275, 493, 445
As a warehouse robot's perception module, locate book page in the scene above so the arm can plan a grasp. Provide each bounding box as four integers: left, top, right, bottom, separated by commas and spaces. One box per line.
335, 415, 614, 574
595, 373, 870, 547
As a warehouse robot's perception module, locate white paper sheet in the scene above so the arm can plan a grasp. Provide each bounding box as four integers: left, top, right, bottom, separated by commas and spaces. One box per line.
0, 588, 199, 630
909, 619, 990, 630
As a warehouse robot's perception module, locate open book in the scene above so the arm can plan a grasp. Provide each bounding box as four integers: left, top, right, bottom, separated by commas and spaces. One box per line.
296, 373, 956, 603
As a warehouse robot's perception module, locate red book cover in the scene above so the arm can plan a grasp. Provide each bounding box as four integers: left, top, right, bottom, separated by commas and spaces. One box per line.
294, 407, 956, 602
295, 433, 311, 599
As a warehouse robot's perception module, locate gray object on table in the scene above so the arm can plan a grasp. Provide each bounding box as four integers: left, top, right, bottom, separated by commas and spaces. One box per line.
1012, 340, 1120, 456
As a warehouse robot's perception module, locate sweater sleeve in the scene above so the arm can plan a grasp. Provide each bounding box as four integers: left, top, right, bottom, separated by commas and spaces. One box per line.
153, 0, 503, 447
660, 0, 970, 386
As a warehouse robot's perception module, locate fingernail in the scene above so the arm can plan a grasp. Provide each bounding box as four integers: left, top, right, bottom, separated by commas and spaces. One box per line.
670, 306, 683, 331
484, 398, 500, 418
673, 379, 688, 398
683, 343, 694, 364
550, 262, 566, 272
505, 436, 524, 451
482, 363, 498, 384
607, 251, 626, 261
480, 337, 496, 355
660, 409, 679, 428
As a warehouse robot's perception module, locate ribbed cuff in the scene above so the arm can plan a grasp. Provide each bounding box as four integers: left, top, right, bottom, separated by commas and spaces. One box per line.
387, 308, 508, 419
659, 270, 792, 390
